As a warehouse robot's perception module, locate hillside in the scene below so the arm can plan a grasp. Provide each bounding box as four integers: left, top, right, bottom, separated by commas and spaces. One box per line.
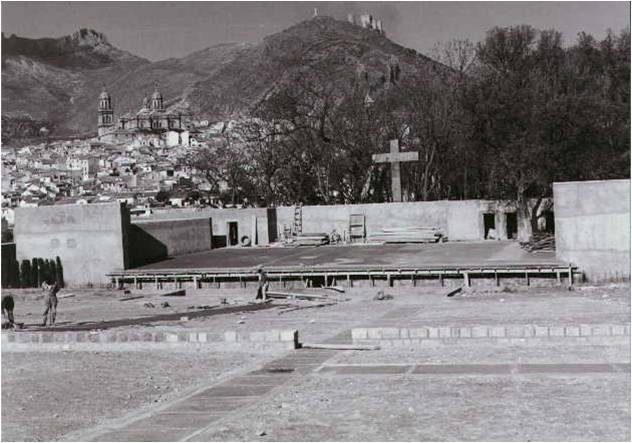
1, 29, 149, 141
2, 16, 450, 141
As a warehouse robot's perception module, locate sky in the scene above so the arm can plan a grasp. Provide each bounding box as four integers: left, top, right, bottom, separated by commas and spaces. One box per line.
2, 1, 630, 61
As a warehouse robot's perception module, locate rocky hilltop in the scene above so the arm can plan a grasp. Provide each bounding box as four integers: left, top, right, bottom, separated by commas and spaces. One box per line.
2, 16, 449, 141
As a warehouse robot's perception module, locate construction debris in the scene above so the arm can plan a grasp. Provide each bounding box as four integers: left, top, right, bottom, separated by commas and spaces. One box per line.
367, 226, 443, 243
161, 289, 186, 297
120, 295, 144, 302
266, 291, 331, 301
293, 232, 330, 246
300, 343, 380, 351
322, 286, 345, 293
520, 233, 555, 252
161, 301, 170, 308
373, 290, 393, 301
277, 302, 338, 315
445, 286, 463, 297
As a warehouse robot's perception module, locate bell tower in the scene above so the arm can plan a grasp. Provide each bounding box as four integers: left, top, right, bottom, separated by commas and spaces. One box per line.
151, 82, 164, 111
97, 85, 114, 137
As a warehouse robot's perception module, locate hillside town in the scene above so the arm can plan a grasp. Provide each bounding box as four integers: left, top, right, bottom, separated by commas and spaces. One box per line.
1, 87, 252, 236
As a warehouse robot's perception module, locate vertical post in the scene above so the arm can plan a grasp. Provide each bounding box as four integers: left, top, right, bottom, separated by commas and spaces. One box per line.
412, 272, 416, 287
556, 271, 562, 285
439, 273, 444, 287
525, 271, 530, 286
347, 274, 351, 288
390, 139, 402, 202
568, 265, 573, 287
115, 277, 120, 289
370, 275, 374, 287
494, 271, 499, 287
387, 273, 392, 287
324, 273, 328, 287
463, 272, 470, 287
155, 276, 159, 290
193, 275, 198, 289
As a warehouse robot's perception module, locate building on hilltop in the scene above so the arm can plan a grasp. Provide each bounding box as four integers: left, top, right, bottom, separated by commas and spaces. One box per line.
347, 13, 384, 35
97, 84, 194, 148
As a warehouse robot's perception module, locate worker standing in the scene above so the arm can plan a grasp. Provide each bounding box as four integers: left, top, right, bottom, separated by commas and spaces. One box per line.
255, 268, 269, 301
41, 280, 60, 327
1, 295, 15, 328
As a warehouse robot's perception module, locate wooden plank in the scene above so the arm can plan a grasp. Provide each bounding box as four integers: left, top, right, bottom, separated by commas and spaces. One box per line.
301, 343, 380, 351
120, 295, 144, 302
445, 286, 463, 297
266, 291, 331, 300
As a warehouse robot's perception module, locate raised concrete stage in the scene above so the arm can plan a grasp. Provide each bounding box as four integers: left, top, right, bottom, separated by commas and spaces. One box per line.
110, 241, 577, 288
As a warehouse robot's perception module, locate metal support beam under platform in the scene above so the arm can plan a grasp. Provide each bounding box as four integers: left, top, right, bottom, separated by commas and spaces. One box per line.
108, 263, 579, 289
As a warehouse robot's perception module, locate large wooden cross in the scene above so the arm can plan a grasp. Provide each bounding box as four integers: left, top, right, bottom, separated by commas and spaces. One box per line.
372, 139, 419, 202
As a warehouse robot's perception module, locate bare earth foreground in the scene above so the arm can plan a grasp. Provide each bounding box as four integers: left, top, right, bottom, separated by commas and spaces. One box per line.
1, 283, 630, 441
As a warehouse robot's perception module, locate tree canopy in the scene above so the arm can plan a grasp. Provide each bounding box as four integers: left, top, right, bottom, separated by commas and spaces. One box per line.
189, 25, 629, 226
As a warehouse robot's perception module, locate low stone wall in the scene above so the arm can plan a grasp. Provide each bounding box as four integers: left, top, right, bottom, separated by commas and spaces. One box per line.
351, 324, 630, 347
1, 328, 299, 352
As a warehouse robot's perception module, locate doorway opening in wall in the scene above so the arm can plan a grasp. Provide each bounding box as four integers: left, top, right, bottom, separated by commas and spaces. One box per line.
505, 212, 518, 240
483, 213, 496, 239
543, 210, 555, 233
227, 222, 239, 246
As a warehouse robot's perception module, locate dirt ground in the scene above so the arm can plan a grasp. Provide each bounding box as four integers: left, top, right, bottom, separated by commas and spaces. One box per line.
191, 372, 630, 441
1, 282, 629, 441
1, 350, 284, 442
2, 283, 629, 339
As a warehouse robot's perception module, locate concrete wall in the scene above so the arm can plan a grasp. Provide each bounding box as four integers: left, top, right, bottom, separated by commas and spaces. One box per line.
554, 179, 630, 282
136, 208, 272, 247
129, 217, 212, 267
277, 201, 484, 241
14, 203, 128, 286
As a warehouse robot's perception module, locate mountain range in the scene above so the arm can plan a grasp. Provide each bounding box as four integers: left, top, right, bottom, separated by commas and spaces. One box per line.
2, 16, 449, 142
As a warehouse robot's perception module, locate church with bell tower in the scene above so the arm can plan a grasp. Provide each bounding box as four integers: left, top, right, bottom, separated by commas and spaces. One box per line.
96, 83, 193, 147
97, 86, 114, 137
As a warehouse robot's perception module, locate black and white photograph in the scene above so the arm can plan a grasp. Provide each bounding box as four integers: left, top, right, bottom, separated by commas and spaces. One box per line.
0, 1, 630, 441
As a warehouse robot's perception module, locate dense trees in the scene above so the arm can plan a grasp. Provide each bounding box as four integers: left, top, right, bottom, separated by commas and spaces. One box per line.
466, 26, 630, 238
2, 256, 64, 288
190, 25, 629, 234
